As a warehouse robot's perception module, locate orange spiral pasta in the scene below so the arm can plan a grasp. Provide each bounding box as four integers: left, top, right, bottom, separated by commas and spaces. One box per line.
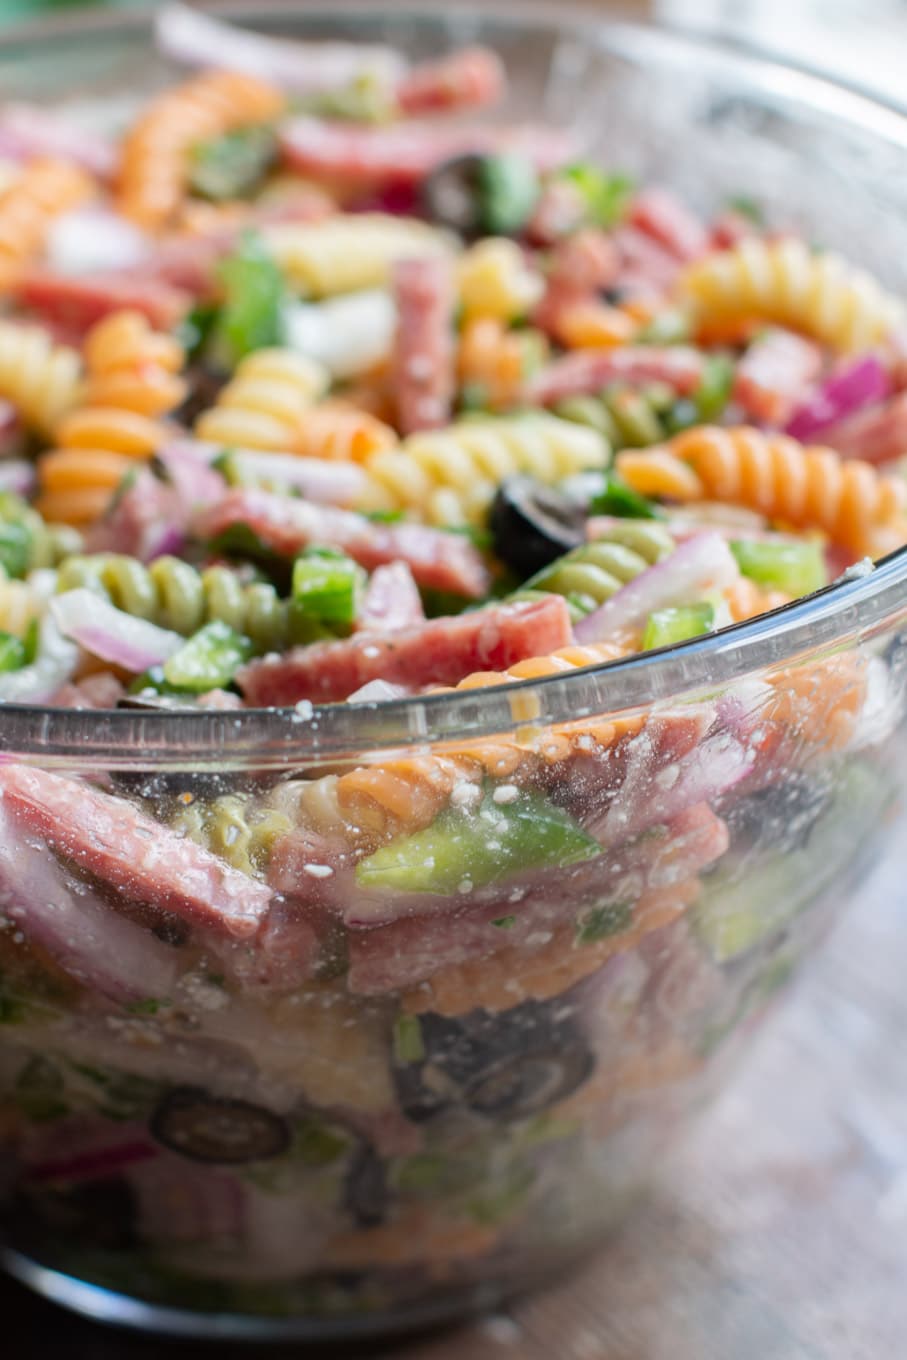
37, 310, 187, 524
403, 878, 701, 1016
0, 158, 93, 291
295, 402, 398, 463
545, 297, 637, 350
617, 426, 907, 556
457, 317, 546, 410
723, 577, 791, 622
118, 69, 285, 229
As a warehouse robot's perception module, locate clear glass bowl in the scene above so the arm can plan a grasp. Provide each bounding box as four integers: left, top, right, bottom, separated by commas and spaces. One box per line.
2, 1, 907, 1342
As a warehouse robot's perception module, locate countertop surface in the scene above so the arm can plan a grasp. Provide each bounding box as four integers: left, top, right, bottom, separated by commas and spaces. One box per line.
3, 2, 907, 1356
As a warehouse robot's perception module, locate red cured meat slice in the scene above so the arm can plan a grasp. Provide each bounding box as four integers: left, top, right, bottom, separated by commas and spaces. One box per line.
16, 269, 191, 333
193, 487, 490, 598
238, 594, 572, 705
628, 188, 709, 263
391, 256, 455, 434
396, 47, 506, 116
0, 764, 271, 940
526, 344, 705, 405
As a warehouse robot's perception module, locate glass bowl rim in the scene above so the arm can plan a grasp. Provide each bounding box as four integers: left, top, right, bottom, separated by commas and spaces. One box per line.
2, 0, 907, 767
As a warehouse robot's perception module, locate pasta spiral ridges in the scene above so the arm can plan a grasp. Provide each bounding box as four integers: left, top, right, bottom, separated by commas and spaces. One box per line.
0, 158, 94, 291
0, 566, 56, 638
195, 347, 329, 452
118, 69, 286, 229
37, 311, 188, 525
0, 320, 83, 436
365, 413, 607, 525
171, 794, 292, 877
0, 494, 82, 575
264, 214, 453, 298
680, 237, 904, 353
457, 237, 544, 323
617, 426, 907, 556
528, 522, 675, 613
55, 553, 292, 651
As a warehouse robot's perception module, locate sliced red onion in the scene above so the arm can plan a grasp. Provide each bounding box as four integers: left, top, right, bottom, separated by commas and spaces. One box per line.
156, 440, 227, 507
0, 803, 179, 1002
45, 209, 149, 277
0, 458, 35, 498
50, 589, 183, 672
155, 4, 407, 94
185, 439, 370, 506
0, 103, 117, 179
574, 532, 740, 643
785, 355, 891, 441
0, 615, 77, 704
141, 522, 187, 563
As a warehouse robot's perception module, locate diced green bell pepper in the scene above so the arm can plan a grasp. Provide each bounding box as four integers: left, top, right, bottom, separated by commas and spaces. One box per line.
730, 538, 826, 598
292, 547, 364, 627
162, 621, 254, 692
643, 601, 715, 651
478, 154, 540, 236
0, 630, 26, 673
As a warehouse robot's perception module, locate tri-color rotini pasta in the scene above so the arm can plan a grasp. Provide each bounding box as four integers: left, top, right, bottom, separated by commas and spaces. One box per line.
1, 13, 906, 1331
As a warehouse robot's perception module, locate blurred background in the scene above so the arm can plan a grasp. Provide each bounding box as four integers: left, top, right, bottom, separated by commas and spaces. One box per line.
2, 0, 907, 108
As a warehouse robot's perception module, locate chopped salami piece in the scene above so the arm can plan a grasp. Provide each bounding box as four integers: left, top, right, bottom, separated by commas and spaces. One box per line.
215, 900, 321, 995
53, 672, 126, 710
279, 117, 575, 186
0, 764, 272, 941
628, 188, 709, 263
709, 208, 759, 251
391, 256, 455, 434
733, 328, 824, 426
547, 229, 620, 296
396, 47, 506, 115
86, 467, 186, 561
347, 803, 729, 993
238, 595, 572, 705
0, 802, 179, 1002
356, 561, 425, 633
526, 344, 706, 405
0, 103, 117, 180
16, 268, 191, 334
817, 391, 907, 465
611, 225, 682, 295
193, 487, 490, 598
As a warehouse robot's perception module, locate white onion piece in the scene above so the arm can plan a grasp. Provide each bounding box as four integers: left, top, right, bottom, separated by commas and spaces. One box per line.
156, 440, 227, 507
574, 532, 740, 643
155, 4, 407, 94
0, 616, 78, 704
283, 291, 396, 379
51, 590, 183, 672
46, 209, 149, 276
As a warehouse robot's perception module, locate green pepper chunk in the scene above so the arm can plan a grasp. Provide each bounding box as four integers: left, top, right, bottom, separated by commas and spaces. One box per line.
642, 602, 715, 651
730, 538, 826, 598
210, 231, 286, 367
162, 621, 254, 693
478, 154, 540, 236
562, 164, 634, 228
292, 547, 364, 627
356, 790, 600, 895
0, 630, 26, 674
0, 521, 31, 580
189, 126, 277, 202
587, 472, 663, 520
693, 354, 734, 421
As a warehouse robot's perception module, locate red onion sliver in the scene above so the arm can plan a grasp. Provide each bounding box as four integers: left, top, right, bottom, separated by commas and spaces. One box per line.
785, 355, 891, 441
574, 532, 740, 643
51, 590, 183, 672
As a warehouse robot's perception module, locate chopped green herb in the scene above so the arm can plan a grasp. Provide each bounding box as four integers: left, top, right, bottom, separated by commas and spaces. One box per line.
0, 520, 30, 579
393, 1014, 425, 1065
210, 231, 286, 367
125, 997, 164, 1017
730, 538, 826, 597
292, 1118, 351, 1166
492, 915, 517, 930
693, 354, 734, 421
0, 630, 26, 674
725, 194, 764, 225
588, 472, 663, 520
478, 154, 540, 236
576, 899, 633, 945
563, 164, 634, 228
364, 508, 406, 524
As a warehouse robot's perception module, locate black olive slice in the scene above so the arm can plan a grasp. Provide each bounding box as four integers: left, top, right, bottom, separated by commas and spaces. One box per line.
421, 154, 487, 236
150, 1087, 290, 1164
343, 1145, 388, 1227
463, 1044, 594, 1121
490, 475, 586, 577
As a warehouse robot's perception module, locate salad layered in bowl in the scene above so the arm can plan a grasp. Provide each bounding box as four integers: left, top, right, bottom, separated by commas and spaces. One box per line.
0, 3, 906, 1338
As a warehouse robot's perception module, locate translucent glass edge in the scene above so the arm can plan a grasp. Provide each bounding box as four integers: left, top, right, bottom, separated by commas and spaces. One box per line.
0, 2, 906, 762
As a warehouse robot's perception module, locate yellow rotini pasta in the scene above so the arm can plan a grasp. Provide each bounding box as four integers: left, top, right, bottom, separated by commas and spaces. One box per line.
679, 237, 904, 353
0, 158, 94, 291
456, 237, 544, 323
616, 425, 907, 556
195, 347, 329, 451
264, 214, 453, 298
118, 68, 286, 229
0, 320, 83, 436
365, 412, 607, 525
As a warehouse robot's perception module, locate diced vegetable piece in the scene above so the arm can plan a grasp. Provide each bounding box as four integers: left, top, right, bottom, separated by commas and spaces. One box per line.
0, 521, 30, 579
729, 538, 826, 597
693, 354, 734, 421
162, 621, 254, 692
575, 899, 633, 945
588, 472, 662, 520
355, 790, 600, 895
562, 165, 633, 228
210, 232, 286, 366
478, 154, 539, 235
190, 125, 277, 201
0, 631, 26, 673
642, 601, 714, 650
292, 548, 365, 627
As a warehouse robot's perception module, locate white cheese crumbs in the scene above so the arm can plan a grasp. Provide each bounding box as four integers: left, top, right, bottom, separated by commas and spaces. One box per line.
492, 783, 520, 805
835, 556, 875, 583
450, 782, 481, 809
294, 699, 314, 719
302, 863, 334, 879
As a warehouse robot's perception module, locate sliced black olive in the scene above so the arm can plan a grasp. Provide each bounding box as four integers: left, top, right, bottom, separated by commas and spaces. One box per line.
150, 1087, 290, 1164
490, 475, 586, 577
392, 1004, 595, 1123
721, 772, 833, 856
421, 153, 539, 237
343, 1145, 389, 1227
